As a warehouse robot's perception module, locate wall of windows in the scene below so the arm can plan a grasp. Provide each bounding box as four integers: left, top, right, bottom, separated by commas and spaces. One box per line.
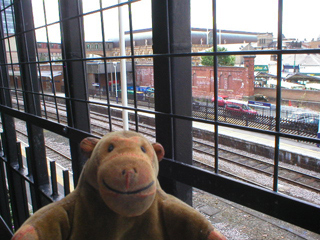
0, 0, 319, 237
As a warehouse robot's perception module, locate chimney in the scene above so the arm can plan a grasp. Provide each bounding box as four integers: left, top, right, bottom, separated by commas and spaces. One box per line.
243, 56, 256, 96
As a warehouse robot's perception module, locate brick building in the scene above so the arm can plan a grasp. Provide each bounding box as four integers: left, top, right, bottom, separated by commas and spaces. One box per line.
135, 56, 256, 99
12, 29, 258, 99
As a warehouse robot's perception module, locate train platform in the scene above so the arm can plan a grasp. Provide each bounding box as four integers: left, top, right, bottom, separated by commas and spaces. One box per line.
56, 92, 320, 160
193, 121, 320, 160
90, 94, 320, 160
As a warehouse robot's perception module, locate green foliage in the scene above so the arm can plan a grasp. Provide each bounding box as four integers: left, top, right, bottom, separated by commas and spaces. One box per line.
201, 46, 235, 66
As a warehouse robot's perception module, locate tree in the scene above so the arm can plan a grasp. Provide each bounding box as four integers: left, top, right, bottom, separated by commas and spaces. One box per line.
201, 46, 235, 66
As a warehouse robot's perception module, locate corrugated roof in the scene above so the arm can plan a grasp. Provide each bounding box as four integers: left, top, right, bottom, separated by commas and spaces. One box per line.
283, 54, 320, 66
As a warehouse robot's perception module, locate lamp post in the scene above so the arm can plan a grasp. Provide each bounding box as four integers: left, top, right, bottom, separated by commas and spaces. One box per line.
113, 62, 118, 103
110, 62, 114, 94
118, 0, 128, 130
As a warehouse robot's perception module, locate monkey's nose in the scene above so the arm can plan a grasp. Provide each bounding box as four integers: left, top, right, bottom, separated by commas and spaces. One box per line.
122, 168, 137, 190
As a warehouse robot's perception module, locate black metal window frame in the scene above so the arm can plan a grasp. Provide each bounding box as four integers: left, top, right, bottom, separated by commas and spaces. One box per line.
0, 0, 319, 236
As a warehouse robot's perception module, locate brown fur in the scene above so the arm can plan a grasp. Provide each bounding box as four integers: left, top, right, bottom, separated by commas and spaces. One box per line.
12, 131, 226, 240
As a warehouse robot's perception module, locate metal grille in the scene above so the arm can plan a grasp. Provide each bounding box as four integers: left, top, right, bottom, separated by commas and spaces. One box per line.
0, 0, 319, 236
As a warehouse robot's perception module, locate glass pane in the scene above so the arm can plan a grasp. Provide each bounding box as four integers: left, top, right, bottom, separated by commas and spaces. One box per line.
31, 0, 45, 28
102, 8, 120, 43
3, 6, 15, 36
43, 0, 59, 24
283, 0, 320, 45
130, 0, 152, 56
87, 61, 111, 100
47, 23, 61, 46
35, 28, 48, 59
101, 0, 118, 9
82, 0, 100, 14
279, 137, 320, 206
216, 0, 278, 51
6, 36, 18, 64
43, 130, 74, 193
280, 54, 320, 140
191, 0, 212, 48
192, 122, 275, 190
84, 12, 103, 58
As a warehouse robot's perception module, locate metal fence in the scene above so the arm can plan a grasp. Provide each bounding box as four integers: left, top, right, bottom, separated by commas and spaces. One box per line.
192, 100, 318, 139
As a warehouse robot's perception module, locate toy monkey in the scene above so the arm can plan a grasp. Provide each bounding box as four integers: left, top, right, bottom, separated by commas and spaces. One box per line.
12, 131, 226, 240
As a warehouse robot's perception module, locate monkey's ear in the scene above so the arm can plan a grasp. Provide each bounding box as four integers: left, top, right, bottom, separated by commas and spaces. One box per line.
152, 143, 165, 162
80, 137, 100, 158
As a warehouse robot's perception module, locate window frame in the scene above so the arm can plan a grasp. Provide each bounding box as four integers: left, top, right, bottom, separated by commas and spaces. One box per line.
0, 0, 319, 235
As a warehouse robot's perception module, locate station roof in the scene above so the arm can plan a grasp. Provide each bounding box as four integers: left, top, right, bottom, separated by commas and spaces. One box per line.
9, 71, 62, 79
286, 73, 320, 83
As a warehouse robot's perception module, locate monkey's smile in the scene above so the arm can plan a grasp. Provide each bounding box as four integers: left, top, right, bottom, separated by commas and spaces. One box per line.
103, 180, 155, 195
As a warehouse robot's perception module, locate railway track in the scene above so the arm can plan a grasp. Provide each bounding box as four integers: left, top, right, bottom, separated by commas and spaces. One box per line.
6, 98, 320, 205
193, 140, 320, 193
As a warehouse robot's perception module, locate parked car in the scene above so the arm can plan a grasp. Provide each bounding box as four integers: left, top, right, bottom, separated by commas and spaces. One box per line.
288, 112, 319, 124
250, 94, 269, 102
211, 96, 226, 107
145, 91, 154, 102
192, 100, 201, 110
225, 100, 258, 118
300, 116, 319, 124
255, 94, 269, 102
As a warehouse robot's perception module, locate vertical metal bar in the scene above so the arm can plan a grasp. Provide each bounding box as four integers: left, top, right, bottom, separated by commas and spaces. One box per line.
1, 3, 17, 106
32, 1, 48, 120
168, 0, 193, 205
34, 47, 48, 120
25, 146, 39, 210
118, 0, 129, 131
98, 0, 113, 132
16, 142, 23, 170
152, 0, 193, 205
127, 2, 139, 132
13, 0, 50, 210
63, 169, 70, 196
59, 0, 91, 186
0, 215, 13, 238
212, 0, 219, 174
35, 63, 48, 119
25, 147, 32, 177
273, 0, 284, 192
0, 7, 30, 228
0, 155, 12, 230
50, 161, 58, 197
152, 0, 174, 195
3, 2, 21, 110
2, 135, 30, 229
42, 0, 60, 122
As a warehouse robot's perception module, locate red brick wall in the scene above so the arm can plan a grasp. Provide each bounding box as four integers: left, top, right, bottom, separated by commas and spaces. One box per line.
243, 56, 255, 96
135, 65, 154, 87
134, 57, 256, 99
191, 56, 255, 99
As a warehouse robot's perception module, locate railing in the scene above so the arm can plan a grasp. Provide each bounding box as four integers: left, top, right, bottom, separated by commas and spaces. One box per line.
192, 99, 318, 139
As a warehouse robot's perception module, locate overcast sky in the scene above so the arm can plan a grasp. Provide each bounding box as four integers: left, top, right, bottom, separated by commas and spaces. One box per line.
31, 0, 320, 43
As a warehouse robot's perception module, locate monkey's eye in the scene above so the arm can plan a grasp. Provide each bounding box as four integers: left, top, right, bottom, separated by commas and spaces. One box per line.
141, 146, 146, 153
108, 144, 114, 152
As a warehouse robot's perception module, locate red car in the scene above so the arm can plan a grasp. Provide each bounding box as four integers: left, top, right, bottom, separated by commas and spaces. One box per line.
225, 101, 257, 118
211, 96, 226, 107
